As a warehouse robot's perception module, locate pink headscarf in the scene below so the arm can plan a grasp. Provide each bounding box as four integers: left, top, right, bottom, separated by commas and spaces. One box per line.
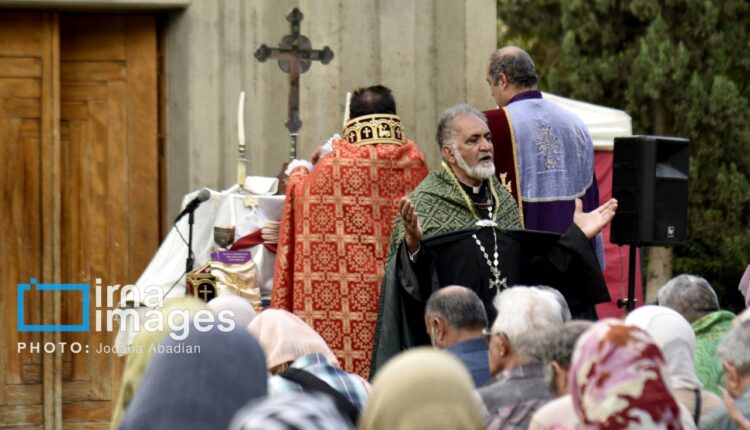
569, 320, 683, 430
247, 309, 339, 369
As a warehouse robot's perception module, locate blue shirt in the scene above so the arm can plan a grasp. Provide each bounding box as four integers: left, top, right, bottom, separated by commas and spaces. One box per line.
268, 352, 369, 410
446, 337, 491, 387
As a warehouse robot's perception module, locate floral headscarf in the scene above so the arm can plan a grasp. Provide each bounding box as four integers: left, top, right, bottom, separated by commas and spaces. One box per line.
569, 320, 683, 429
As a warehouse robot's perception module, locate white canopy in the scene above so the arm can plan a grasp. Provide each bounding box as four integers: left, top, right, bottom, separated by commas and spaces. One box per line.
543, 92, 632, 150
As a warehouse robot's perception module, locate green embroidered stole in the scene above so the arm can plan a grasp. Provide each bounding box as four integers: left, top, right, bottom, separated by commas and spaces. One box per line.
386, 162, 522, 258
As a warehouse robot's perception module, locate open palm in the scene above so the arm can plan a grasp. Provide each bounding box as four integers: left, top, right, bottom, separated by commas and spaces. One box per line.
573, 198, 618, 239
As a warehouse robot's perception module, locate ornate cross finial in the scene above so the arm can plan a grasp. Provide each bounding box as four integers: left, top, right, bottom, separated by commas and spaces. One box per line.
255, 8, 334, 160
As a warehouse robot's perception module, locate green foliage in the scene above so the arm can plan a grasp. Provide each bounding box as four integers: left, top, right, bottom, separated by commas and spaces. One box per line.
498, 0, 750, 310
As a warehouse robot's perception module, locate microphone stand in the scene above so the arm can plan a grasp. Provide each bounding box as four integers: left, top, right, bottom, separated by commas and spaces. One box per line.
185, 210, 196, 274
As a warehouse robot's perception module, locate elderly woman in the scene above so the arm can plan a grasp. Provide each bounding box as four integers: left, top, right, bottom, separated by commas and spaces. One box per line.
119, 324, 268, 430
247, 309, 369, 424
111, 297, 209, 429
700, 321, 750, 430
626, 305, 723, 425
657, 274, 736, 394
570, 320, 695, 429
359, 347, 485, 430
480, 286, 564, 429
528, 321, 593, 429
207, 294, 257, 327
539, 320, 697, 429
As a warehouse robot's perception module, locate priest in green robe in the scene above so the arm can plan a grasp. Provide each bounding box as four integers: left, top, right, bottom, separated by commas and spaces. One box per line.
371, 104, 618, 375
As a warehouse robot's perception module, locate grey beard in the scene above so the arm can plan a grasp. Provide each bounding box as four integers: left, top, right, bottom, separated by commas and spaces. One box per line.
454, 147, 495, 180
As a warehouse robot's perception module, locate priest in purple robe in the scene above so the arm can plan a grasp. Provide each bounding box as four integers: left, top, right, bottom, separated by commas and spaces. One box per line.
483, 46, 605, 268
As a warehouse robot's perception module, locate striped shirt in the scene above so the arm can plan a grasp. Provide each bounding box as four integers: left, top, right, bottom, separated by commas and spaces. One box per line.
268, 352, 369, 410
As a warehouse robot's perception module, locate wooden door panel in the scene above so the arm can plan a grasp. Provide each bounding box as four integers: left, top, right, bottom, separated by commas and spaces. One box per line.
0, 12, 158, 428
0, 12, 54, 429
59, 14, 158, 428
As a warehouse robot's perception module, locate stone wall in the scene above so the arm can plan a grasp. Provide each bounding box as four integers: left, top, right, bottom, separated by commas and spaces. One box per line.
0, 0, 498, 222
164, 0, 497, 221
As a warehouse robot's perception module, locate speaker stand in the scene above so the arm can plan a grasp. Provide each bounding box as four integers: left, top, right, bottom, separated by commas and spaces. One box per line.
616, 245, 638, 312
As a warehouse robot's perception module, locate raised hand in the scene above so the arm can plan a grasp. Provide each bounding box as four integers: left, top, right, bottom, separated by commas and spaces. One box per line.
573, 198, 618, 239
400, 197, 422, 253
310, 145, 326, 164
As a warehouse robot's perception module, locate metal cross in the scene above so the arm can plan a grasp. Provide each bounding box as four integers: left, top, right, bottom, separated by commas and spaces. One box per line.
535, 125, 560, 170
489, 272, 508, 294
198, 284, 213, 302
255, 8, 334, 160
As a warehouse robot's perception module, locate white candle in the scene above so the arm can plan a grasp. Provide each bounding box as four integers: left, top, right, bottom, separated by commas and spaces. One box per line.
238, 91, 246, 147
343, 91, 351, 127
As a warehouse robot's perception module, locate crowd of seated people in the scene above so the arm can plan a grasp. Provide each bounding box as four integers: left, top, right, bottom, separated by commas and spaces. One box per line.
113, 273, 750, 430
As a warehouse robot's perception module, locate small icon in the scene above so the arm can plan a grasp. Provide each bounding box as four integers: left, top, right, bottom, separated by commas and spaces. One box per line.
667, 226, 675, 238
17, 278, 90, 332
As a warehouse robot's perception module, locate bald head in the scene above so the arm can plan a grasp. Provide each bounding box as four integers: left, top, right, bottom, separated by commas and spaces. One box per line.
488, 46, 538, 88
424, 286, 488, 331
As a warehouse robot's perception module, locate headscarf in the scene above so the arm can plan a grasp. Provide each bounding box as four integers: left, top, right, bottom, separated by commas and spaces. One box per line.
570, 320, 683, 430
625, 305, 703, 391
111, 297, 209, 429
739, 264, 750, 308
247, 309, 339, 369
359, 347, 484, 430
118, 326, 268, 430
208, 295, 257, 328
229, 392, 353, 430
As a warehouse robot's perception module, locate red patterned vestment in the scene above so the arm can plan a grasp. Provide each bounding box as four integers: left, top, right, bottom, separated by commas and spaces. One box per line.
272, 138, 428, 377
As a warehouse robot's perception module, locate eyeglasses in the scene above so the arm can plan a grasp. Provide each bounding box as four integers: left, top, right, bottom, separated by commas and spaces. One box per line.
482, 328, 497, 345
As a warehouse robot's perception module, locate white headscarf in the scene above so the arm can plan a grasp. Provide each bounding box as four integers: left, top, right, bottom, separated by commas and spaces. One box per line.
208, 295, 257, 328
625, 305, 703, 390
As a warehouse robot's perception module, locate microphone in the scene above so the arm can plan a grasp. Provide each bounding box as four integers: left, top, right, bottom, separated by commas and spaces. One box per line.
174, 189, 211, 224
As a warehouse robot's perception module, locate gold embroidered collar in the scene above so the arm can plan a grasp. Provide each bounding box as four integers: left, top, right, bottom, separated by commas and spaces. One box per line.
343, 114, 406, 146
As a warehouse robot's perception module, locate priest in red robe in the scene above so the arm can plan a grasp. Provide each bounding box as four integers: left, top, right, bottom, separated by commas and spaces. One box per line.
272, 86, 429, 377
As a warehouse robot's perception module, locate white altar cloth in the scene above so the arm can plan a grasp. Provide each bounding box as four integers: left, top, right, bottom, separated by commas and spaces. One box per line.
115, 183, 284, 352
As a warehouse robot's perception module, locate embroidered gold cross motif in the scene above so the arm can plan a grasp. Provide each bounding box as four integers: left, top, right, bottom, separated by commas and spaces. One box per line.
244, 195, 259, 208
535, 125, 560, 170
499, 172, 513, 194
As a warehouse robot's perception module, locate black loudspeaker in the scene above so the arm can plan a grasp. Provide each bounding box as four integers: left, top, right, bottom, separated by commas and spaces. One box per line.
610, 136, 690, 246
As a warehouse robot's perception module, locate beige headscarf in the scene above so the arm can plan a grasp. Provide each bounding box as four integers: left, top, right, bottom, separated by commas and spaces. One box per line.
111, 296, 209, 429
359, 348, 485, 430
247, 309, 339, 369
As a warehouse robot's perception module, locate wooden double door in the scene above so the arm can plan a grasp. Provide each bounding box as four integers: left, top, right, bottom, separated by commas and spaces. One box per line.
0, 12, 160, 429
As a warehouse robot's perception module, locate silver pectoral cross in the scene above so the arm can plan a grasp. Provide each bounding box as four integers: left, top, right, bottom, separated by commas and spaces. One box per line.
489, 272, 508, 294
